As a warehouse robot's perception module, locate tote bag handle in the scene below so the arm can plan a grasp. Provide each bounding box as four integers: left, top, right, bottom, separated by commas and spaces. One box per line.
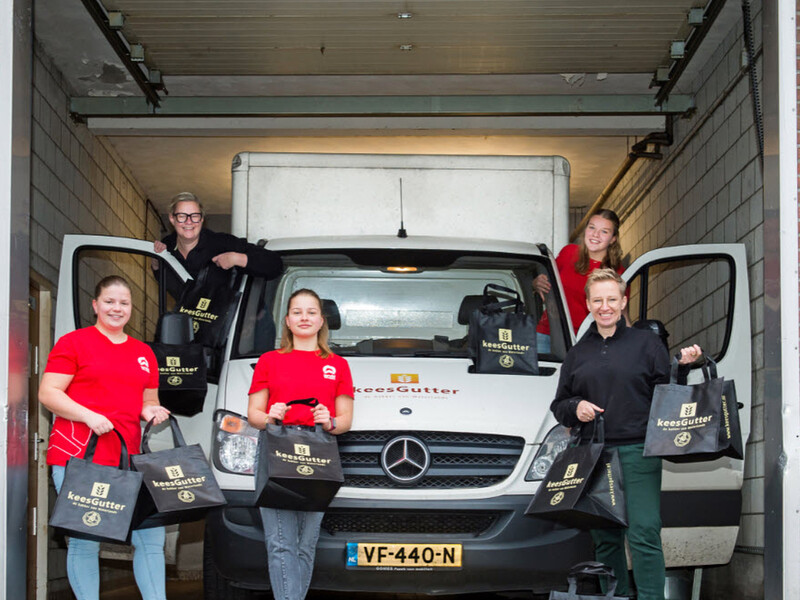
481, 283, 523, 314
566, 561, 619, 597
141, 415, 187, 453
669, 352, 716, 383
84, 429, 130, 470
176, 264, 241, 307
275, 398, 321, 427
570, 414, 606, 446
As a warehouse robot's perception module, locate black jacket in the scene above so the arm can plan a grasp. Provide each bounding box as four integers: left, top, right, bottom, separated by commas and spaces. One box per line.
161, 229, 283, 296
550, 319, 673, 445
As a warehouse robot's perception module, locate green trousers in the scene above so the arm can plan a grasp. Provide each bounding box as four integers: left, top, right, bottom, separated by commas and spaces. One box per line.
591, 443, 665, 600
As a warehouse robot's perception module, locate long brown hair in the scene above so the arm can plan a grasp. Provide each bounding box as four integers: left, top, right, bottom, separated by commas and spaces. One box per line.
575, 209, 623, 274
278, 289, 332, 358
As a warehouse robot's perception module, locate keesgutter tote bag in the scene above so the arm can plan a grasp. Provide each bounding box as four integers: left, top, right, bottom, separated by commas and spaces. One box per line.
653, 357, 744, 463
147, 341, 207, 416
254, 398, 344, 512
468, 283, 539, 375
643, 357, 726, 460
176, 265, 242, 348
132, 416, 226, 529
526, 417, 627, 529
50, 430, 142, 544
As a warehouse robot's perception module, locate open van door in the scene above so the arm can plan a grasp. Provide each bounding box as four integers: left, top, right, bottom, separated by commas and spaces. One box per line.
53, 235, 219, 451
577, 243, 751, 567
55, 235, 190, 339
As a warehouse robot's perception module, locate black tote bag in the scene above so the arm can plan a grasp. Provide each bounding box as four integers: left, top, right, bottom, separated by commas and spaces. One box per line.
50, 430, 143, 544
148, 341, 208, 416
176, 265, 242, 348
662, 362, 744, 463
468, 283, 538, 375
131, 416, 226, 529
526, 418, 627, 529
643, 357, 726, 459
549, 561, 627, 600
254, 398, 344, 512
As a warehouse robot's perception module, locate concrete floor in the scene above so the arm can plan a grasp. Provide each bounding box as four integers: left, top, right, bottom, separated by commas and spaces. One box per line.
96, 577, 540, 600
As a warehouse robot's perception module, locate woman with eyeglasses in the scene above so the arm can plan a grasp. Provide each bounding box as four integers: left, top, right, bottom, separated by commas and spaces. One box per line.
153, 191, 283, 290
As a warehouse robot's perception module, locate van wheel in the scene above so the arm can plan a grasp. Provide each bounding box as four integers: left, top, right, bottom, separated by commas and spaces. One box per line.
202, 528, 267, 600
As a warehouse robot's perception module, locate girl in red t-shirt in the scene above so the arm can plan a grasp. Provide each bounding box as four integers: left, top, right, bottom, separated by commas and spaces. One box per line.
535, 209, 626, 350
39, 276, 170, 600
248, 288, 354, 600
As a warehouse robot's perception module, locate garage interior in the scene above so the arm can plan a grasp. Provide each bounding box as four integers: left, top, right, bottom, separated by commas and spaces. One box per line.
15, 0, 773, 598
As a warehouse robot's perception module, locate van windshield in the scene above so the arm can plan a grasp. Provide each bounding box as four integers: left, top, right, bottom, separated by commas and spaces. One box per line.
233, 249, 569, 362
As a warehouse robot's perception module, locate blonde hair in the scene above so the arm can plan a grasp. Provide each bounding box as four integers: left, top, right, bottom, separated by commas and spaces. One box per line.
278, 289, 332, 359
585, 268, 627, 298
575, 209, 623, 274
168, 192, 205, 217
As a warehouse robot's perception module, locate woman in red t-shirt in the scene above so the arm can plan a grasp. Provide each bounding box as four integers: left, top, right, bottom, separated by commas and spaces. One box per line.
535, 209, 626, 351
39, 276, 170, 600
248, 288, 354, 600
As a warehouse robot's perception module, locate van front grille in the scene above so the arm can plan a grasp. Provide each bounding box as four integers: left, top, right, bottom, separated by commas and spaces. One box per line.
321, 510, 502, 536
337, 430, 525, 489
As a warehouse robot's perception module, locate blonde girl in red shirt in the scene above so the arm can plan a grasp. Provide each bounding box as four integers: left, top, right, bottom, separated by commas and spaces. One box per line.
248, 289, 354, 600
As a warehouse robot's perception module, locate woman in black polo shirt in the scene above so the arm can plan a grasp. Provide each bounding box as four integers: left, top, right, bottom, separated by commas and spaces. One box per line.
550, 268, 701, 600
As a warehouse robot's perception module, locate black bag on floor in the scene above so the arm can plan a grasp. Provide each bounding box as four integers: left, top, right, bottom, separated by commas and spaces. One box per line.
148, 341, 207, 416
176, 265, 242, 348
643, 357, 726, 459
50, 430, 142, 544
131, 416, 226, 529
254, 398, 344, 512
468, 283, 538, 375
549, 561, 627, 599
526, 417, 627, 529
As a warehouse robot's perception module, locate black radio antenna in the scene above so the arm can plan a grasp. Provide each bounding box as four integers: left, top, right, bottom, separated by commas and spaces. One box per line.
397, 177, 408, 238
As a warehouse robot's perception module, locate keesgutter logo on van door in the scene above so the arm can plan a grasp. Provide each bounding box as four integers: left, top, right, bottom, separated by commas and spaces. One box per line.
354, 374, 460, 397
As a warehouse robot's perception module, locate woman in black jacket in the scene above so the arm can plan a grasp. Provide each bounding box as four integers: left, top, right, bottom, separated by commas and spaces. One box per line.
550, 268, 701, 600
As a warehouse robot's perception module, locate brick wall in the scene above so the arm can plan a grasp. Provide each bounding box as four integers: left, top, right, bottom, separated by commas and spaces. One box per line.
602, 2, 764, 598
30, 41, 162, 340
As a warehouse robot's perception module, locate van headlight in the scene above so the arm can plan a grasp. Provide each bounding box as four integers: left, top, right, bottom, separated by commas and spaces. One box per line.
525, 425, 571, 481
212, 410, 259, 475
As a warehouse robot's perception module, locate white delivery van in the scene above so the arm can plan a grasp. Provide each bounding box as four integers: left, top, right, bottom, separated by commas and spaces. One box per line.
54, 153, 751, 597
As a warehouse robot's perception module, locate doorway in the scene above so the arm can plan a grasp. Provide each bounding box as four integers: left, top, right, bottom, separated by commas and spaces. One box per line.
27, 279, 51, 600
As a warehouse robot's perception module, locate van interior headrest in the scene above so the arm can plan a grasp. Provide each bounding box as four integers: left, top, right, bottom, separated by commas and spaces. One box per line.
322, 299, 341, 330
632, 319, 670, 351
156, 312, 195, 345
458, 294, 498, 325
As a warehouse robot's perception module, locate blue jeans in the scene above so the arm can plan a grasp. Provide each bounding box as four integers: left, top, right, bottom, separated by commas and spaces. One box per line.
52, 466, 167, 600
537, 333, 552, 355
260, 507, 324, 600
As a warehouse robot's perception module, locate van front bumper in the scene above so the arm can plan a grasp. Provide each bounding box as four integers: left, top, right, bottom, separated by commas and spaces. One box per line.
205, 491, 592, 594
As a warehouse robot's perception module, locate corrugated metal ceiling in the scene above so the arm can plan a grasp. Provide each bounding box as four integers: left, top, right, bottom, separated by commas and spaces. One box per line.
103, 0, 706, 76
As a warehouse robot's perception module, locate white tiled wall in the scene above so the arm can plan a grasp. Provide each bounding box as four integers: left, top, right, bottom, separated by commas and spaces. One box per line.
29, 41, 162, 297
30, 40, 165, 588
602, 2, 764, 597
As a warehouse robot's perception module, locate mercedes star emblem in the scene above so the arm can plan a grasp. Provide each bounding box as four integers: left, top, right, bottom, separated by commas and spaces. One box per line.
380, 436, 431, 484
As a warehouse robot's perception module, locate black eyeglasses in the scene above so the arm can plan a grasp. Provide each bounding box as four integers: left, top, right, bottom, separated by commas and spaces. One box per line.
173, 212, 203, 223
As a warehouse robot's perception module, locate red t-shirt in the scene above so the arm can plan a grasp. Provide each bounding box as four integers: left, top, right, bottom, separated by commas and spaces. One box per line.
538, 244, 625, 335
248, 349, 354, 426
45, 326, 159, 467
